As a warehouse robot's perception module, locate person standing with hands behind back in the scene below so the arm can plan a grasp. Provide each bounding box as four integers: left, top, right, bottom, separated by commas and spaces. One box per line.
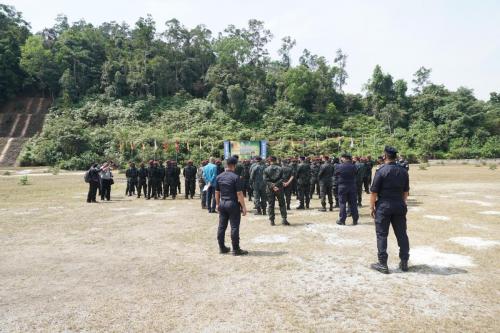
215, 157, 248, 256
370, 146, 410, 274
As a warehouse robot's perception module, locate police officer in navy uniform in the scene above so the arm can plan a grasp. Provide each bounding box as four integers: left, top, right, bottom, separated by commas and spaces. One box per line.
370, 146, 410, 274
335, 153, 359, 225
215, 157, 249, 256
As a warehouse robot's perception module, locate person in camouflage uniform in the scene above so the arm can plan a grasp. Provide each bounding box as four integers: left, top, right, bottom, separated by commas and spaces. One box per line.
281, 158, 294, 210
291, 158, 299, 198
310, 158, 320, 199
296, 156, 311, 209
319, 156, 335, 211
264, 156, 290, 226
249, 156, 267, 215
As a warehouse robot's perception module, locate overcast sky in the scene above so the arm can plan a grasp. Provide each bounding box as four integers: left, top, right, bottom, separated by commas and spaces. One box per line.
5, 0, 500, 100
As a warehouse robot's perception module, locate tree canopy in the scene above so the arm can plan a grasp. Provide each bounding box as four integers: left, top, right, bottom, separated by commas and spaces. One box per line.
0, 6, 497, 168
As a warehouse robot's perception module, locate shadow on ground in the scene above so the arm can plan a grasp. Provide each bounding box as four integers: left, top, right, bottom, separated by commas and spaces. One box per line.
249, 250, 288, 257
406, 264, 468, 275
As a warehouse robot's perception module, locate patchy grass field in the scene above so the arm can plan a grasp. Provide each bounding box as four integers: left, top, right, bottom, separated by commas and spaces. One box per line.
0, 165, 499, 332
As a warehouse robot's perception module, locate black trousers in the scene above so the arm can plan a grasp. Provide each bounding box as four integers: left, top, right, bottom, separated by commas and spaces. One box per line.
283, 185, 292, 208
364, 172, 372, 192
137, 178, 147, 197
217, 200, 241, 250
338, 187, 358, 223
170, 181, 178, 198
320, 180, 333, 207
87, 182, 98, 202
101, 179, 112, 201
185, 179, 196, 198
375, 200, 409, 263
298, 182, 310, 207
147, 180, 154, 198
199, 181, 206, 207
310, 179, 320, 198
356, 181, 363, 204
266, 187, 287, 221
127, 179, 137, 196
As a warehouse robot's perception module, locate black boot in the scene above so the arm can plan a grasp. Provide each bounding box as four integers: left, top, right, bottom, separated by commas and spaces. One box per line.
254, 208, 262, 215
329, 204, 333, 211
399, 260, 409, 272
233, 248, 249, 256
296, 205, 305, 210
286, 204, 291, 210
336, 219, 345, 225
371, 261, 389, 274
319, 205, 327, 212
270, 219, 275, 226
334, 201, 339, 208
262, 207, 266, 215
282, 219, 290, 226
219, 246, 231, 254
353, 218, 358, 225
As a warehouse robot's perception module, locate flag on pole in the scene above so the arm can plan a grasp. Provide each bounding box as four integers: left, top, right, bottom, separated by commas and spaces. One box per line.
186, 140, 190, 151
350, 137, 354, 148
154, 139, 158, 151
199, 138, 202, 149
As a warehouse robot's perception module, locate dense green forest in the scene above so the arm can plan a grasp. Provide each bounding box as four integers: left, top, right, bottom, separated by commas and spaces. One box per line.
1, 4, 499, 169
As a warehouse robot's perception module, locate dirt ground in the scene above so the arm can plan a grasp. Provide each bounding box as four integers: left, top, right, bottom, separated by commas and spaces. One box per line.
0, 165, 499, 332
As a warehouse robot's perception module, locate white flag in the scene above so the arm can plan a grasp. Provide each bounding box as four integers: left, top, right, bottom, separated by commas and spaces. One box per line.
154, 139, 158, 150
350, 137, 354, 148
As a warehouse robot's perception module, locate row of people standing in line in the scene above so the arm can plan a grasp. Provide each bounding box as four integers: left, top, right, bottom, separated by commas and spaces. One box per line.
198, 154, 378, 226
124, 160, 197, 200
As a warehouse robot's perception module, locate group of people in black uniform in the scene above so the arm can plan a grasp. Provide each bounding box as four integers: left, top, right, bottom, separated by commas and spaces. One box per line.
123, 160, 198, 200
85, 147, 411, 273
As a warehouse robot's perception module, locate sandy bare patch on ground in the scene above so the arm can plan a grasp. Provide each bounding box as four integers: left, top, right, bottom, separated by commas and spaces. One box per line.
479, 210, 500, 215
449, 237, 500, 249
424, 215, 451, 221
0, 165, 499, 332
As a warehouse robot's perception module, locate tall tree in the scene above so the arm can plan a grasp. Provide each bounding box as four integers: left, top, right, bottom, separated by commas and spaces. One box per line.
0, 4, 30, 103
412, 66, 432, 93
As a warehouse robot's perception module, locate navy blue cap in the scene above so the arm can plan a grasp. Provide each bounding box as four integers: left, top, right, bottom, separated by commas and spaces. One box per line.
341, 152, 352, 159
384, 146, 398, 155
227, 157, 238, 166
